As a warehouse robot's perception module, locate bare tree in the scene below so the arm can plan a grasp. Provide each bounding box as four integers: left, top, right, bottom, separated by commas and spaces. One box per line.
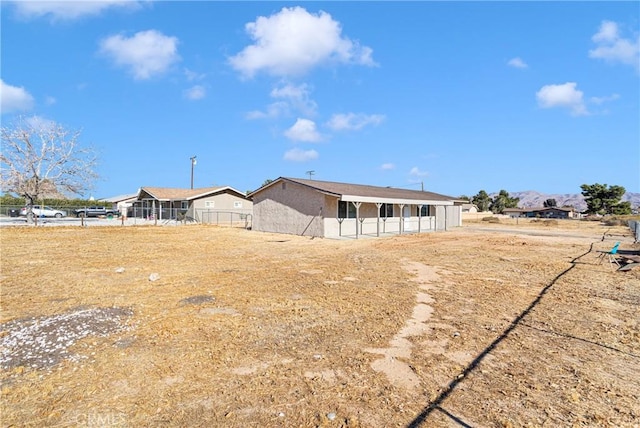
1, 116, 98, 222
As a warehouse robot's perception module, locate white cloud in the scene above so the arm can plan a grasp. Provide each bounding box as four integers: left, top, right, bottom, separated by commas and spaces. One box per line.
381, 163, 395, 170
25, 115, 57, 131
245, 102, 289, 120
184, 68, 206, 81
592, 20, 620, 43
183, 85, 206, 100
409, 167, 428, 177
284, 118, 322, 142
589, 20, 640, 70
246, 83, 317, 120
326, 113, 385, 131
9, 0, 143, 21
536, 82, 588, 116
590, 93, 620, 105
1, 79, 35, 114
271, 83, 308, 100
507, 57, 528, 69
283, 148, 319, 162
99, 30, 180, 80
44, 96, 57, 106
229, 6, 376, 78
271, 83, 317, 116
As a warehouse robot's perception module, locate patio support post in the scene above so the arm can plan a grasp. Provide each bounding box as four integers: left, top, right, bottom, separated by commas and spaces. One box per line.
445, 205, 448, 231
418, 204, 423, 233
399, 204, 405, 234
352, 202, 362, 239
152, 200, 157, 226
434, 206, 437, 231
375, 203, 382, 237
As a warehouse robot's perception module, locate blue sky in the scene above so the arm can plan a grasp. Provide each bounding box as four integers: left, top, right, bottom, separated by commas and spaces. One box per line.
1, 1, 639, 199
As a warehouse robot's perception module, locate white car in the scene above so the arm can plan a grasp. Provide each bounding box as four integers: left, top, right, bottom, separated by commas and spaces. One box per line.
19, 205, 67, 218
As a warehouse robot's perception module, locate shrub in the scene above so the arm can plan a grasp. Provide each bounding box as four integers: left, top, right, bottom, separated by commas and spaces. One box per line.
482, 216, 500, 223
602, 218, 627, 226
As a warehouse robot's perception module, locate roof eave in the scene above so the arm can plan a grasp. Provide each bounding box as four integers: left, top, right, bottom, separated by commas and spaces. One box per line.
340, 194, 454, 205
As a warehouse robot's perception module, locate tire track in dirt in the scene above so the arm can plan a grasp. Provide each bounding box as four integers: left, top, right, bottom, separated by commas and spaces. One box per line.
365, 260, 449, 393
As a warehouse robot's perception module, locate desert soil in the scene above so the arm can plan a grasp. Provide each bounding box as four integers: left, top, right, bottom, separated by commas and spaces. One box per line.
1, 219, 638, 427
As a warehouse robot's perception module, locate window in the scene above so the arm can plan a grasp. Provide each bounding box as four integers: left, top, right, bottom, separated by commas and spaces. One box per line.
418, 205, 430, 216
379, 203, 394, 218
338, 201, 357, 218
205, 201, 215, 208
181, 201, 188, 210
234, 201, 243, 208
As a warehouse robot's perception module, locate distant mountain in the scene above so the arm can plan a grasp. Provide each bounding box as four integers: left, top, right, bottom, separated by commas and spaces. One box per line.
491, 191, 640, 212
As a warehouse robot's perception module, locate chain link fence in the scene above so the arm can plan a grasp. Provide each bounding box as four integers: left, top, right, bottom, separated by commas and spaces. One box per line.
1, 204, 252, 229
629, 220, 640, 243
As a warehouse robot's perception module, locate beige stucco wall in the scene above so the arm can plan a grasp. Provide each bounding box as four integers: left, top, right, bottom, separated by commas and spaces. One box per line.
191, 192, 253, 224
447, 205, 462, 228
191, 192, 252, 211
252, 181, 325, 237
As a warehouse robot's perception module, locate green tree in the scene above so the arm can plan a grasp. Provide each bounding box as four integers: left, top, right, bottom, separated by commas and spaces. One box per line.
543, 198, 557, 207
489, 190, 520, 214
471, 190, 491, 212
580, 183, 630, 215
458, 195, 471, 202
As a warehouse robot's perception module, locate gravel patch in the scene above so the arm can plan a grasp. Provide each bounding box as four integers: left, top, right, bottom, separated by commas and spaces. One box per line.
179, 295, 216, 306
1, 306, 134, 370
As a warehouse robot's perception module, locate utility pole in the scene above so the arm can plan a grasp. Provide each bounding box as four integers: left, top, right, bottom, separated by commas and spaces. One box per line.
306, 170, 315, 180
190, 156, 197, 189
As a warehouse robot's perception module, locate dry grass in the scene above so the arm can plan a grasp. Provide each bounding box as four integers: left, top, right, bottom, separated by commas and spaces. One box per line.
1, 220, 638, 427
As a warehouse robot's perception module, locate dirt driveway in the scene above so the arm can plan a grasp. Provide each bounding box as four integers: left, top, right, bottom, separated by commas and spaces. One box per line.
1, 220, 638, 427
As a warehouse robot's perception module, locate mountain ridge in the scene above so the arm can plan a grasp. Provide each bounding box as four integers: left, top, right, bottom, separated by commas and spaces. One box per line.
488, 191, 640, 212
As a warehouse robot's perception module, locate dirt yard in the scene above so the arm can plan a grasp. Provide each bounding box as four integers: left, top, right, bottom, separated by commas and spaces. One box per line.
1, 219, 639, 427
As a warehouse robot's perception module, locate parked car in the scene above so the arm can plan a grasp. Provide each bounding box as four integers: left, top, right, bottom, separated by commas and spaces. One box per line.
73, 206, 119, 218
19, 205, 67, 218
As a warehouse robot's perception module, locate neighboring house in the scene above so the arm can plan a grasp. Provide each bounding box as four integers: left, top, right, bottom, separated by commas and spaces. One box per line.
461, 203, 478, 214
503, 207, 575, 219
247, 177, 462, 239
99, 193, 138, 217
133, 186, 252, 224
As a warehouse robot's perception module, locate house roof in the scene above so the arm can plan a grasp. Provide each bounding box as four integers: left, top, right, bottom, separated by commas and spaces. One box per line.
138, 186, 247, 201
250, 177, 457, 205
99, 193, 138, 203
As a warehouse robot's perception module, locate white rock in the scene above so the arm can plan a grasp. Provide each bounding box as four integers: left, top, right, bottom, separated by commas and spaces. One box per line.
149, 273, 160, 282
115, 267, 125, 273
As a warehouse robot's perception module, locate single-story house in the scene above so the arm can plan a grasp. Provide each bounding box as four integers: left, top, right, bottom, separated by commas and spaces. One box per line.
502, 207, 575, 219
132, 186, 252, 224
247, 177, 462, 239
99, 193, 138, 216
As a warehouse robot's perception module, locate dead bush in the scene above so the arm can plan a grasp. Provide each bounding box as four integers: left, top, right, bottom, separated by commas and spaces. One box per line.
602, 217, 627, 227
